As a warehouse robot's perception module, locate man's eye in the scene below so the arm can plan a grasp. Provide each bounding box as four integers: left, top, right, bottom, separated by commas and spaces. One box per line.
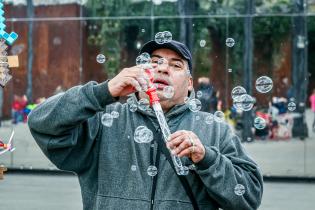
171, 63, 183, 69
151, 60, 158, 64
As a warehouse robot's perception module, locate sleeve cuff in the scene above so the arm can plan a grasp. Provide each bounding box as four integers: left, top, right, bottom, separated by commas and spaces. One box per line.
195, 146, 219, 170
93, 80, 119, 108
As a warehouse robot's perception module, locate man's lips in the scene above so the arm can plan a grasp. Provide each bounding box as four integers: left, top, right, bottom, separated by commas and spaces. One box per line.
153, 78, 170, 89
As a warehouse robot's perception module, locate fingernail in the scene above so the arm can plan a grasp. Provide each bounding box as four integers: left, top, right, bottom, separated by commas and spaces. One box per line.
171, 150, 176, 155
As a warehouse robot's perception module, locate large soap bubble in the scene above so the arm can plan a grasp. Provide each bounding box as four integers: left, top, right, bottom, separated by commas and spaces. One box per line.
136, 52, 151, 65
96, 54, 106, 64
226, 38, 235, 47
231, 86, 246, 100
134, 126, 153, 143
255, 76, 273, 93
188, 99, 202, 112
147, 165, 158, 176
254, 117, 266, 130
101, 113, 113, 127
234, 184, 245, 196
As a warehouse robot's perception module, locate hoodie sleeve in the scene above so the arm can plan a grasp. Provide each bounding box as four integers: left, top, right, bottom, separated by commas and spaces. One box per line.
27, 81, 118, 174
195, 124, 263, 210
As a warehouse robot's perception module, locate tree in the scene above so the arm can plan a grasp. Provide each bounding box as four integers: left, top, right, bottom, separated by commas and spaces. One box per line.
26, 0, 34, 102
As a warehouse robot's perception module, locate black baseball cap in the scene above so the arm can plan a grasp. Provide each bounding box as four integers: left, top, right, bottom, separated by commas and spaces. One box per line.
139, 40, 192, 72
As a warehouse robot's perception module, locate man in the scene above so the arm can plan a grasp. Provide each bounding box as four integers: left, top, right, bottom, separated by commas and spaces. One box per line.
28, 40, 263, 210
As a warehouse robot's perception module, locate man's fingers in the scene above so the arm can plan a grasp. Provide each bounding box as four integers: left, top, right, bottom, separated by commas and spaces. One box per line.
167, 135, 191, 150
166, 135, 185, 149
177, 147, 196, 157
129, 78, 142, 92
169, 130, 187, 140
136, 77, 148, 91
172, 139, 192, 155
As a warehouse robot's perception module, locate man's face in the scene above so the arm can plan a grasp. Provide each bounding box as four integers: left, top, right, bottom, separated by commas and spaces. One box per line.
142, 48, 193, 111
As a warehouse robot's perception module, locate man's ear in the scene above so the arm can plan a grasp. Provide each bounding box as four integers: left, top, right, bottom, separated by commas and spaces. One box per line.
188, 77, 193, 91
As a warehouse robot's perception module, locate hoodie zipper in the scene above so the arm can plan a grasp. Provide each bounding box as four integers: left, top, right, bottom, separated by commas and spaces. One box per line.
150, 128, 161, 210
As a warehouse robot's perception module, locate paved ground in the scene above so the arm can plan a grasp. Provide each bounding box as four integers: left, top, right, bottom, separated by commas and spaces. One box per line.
0, 174, 314, 210
0, 109, 314, 177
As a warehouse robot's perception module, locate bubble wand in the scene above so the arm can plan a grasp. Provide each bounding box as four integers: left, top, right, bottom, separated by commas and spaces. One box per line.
144, 68, 187, 175
0, 130, 15, 155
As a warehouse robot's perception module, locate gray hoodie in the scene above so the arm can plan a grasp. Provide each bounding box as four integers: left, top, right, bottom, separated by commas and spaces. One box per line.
28, 81, 263, 210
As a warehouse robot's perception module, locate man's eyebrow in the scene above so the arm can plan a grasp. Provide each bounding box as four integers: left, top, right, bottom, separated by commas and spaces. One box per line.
151, 54, 162, 59
151, 54, 185, 64
170, 58, 184, 64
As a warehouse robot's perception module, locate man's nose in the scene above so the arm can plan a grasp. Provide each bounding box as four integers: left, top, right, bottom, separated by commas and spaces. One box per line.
157, 60, 170, 75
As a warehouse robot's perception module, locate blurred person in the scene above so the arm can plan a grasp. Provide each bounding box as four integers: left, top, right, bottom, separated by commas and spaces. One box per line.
310, 89, 315, 131
196, 77, 213, 112
11, 94, 28, 124
53, 85, 65, 95
24, 97, 46, 116
28, 40, 263, 210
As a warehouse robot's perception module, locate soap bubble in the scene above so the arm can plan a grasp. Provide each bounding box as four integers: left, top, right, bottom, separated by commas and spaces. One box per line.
188, 99, 202, 112
131, 165, 137, 171
228, 68, 232, 73
138, 98, 150, 111
226, 38, 235, 47
155, 32, 164, 44
154, 31, 172, 44
127, 97, 135, 105
214, 111, 225, 122
163, 31, 172, 43
147, 165, 158, 176
234, 184, 245, 196
136, 52, 151, 65
96, 54, 106, 64
255, 76, 273, 93
134, 126, 153, 143
163, 86, 175, 99
205, 114, 214, 124
111, 111, 119, 118
177, 166, 189, 176
141, 29, 145, 33
156, 58, 168, 71
287, 102, 296, 111
157, 57, 168, 65
196, 91, 203, 98
240, 94, 255, 111
232, 97, 242, 110
231, 86, 247, 100
199, 40, 206, 47
101, 113, 113, 127
195, 116, 200, 121
254, 117, 266, 130
188, 164, 196, 171
129, 104, 138, 112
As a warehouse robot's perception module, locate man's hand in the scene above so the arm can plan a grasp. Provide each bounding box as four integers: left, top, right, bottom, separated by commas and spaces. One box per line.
108, 64, 157, 97
166, 130, 205, 163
